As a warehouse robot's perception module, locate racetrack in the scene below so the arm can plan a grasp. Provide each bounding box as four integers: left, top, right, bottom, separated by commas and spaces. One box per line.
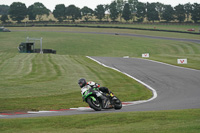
1, 30, 200, 119
2, 57, 200, 119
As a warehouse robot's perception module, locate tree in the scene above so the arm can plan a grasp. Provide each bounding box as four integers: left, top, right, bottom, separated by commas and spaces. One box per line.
28, 2, 49, 21
155, 2, 164, 21
146, 2, 159, 22
104, 4, 110, 21
184, 3, 192, 22
0, 5, 9, 15
162, 5, 175, 22
174, 4, 185, 23
128, 0, 138, 21
53, 4, 66, 22
66, 5, 81, 22
191, 3, 200, 23
81, 6, 93, 21
136, 2, 146, 22
109, 1, 119, 21
115, 0, 125, 22
128, 0, 138, 12
27, 5, 36, 21
9, 2, 27, 23
1, 14, 8, 23
122, 3, 131, 22
95, 5, 105, 21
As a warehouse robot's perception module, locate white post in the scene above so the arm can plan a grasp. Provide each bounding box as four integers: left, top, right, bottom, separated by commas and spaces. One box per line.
40, 37, 43, 54
26, 37, 29, 42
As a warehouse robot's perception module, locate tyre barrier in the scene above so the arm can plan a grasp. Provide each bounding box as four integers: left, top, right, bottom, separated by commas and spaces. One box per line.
34, 49, 56, 54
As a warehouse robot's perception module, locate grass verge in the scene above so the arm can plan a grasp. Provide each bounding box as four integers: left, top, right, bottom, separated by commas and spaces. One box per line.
1, 109, 200, 133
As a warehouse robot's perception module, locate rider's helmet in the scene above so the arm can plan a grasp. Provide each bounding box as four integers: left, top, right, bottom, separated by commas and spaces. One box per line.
78, 78, 87, 88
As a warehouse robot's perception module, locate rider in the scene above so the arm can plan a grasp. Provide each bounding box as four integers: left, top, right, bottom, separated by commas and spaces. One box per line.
78, 78, 115, 108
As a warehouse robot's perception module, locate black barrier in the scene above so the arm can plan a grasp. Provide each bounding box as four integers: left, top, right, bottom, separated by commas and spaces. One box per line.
34, 49, 56, 54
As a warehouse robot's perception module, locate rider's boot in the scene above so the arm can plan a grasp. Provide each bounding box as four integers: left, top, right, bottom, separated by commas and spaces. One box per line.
109, 92, 119, 103
109, 91, 115, 100
110, 92, 114, 97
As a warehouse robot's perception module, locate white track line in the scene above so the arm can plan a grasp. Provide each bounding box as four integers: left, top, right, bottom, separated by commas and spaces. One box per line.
86, 56, 157, 106
27, 111, 58, 114
70, 107, 92, 110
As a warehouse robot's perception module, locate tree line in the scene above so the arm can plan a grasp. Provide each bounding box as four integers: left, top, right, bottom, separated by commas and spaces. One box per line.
0, 0, 200, 23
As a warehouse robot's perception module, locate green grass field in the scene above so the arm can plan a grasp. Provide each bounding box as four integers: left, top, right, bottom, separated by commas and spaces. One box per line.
4, 27, 200, 69
0, 26, 200, 132
1, 109, 200, 133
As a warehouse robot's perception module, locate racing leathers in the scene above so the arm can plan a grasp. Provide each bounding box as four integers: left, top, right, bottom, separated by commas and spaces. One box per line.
86, 81, 114, 97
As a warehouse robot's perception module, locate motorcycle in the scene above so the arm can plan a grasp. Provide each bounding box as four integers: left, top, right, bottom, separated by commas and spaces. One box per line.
81, 87, 122, 111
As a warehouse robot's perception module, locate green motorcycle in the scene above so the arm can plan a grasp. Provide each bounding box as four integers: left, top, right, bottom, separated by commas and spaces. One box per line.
82, 88, 122, 111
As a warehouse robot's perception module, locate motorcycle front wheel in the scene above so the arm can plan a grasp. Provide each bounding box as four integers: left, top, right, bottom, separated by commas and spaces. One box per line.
87, 97, 102, 111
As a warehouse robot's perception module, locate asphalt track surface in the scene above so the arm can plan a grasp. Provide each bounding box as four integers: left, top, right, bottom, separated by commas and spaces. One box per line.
66, 31, 200, 43
90, 57, 200, 111
1, 31, 200, 119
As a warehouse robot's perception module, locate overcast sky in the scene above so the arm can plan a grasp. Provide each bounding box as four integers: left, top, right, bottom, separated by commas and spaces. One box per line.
0, 0, 199, 11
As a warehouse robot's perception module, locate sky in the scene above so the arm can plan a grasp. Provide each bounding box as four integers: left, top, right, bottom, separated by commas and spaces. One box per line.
0, 0, 199, 11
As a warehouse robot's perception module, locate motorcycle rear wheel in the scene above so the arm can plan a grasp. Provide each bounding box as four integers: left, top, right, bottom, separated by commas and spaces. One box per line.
113, 98, 122, 110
